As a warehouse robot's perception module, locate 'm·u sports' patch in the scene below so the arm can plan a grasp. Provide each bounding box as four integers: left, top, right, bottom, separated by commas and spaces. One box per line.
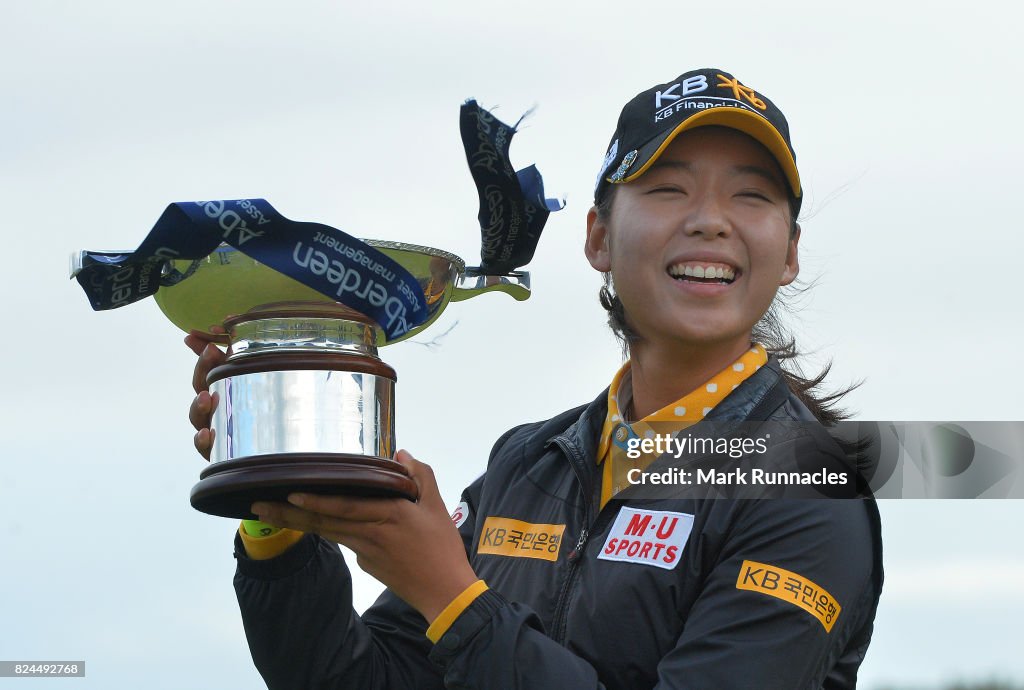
736, 559, 842, 632
598, 507, 694, 569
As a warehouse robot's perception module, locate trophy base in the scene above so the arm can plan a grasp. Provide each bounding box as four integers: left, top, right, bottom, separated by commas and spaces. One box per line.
190, 453, 418, 519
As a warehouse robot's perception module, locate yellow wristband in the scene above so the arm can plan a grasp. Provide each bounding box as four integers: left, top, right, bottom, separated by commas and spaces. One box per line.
238, 523, 305, 561
425, 580, 489, 643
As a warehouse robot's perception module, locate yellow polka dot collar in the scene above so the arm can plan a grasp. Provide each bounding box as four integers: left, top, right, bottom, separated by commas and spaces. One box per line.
596, 343, 769, 507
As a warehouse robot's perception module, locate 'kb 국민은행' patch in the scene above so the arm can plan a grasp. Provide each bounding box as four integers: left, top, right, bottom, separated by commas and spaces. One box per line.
735, 559, 842, 632
477, 517, 566, 562
598, 507, 695, 569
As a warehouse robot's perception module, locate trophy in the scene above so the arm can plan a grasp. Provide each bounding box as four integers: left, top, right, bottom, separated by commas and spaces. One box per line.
71, 101, 562, 519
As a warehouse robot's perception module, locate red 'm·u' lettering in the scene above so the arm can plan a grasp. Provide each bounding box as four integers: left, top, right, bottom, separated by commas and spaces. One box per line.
656, 517, 678, 539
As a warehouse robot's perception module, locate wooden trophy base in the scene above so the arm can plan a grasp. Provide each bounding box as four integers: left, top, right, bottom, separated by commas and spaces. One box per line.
190, 453, 418, 519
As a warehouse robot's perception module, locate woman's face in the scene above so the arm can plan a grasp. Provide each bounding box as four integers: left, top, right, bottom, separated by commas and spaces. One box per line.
586, 126, 800, 353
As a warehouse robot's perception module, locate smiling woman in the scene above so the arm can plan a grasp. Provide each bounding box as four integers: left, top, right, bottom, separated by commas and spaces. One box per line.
595, 138, 852, 426
188, 67, 883, 689
587, 127, 801, 417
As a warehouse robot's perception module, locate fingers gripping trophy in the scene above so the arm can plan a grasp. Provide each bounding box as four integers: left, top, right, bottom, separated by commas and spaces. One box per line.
71, 101, 562, 519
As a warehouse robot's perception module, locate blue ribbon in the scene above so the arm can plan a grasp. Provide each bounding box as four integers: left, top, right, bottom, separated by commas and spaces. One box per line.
74, 199, 428, 340
460, 100, 564, 275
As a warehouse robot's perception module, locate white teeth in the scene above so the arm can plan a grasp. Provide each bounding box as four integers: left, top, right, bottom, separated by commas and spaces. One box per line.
668, 262, 737, 281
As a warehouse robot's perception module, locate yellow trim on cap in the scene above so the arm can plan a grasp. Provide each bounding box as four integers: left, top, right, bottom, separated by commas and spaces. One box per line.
615, 108, 801, 197
426, 579, 490, 643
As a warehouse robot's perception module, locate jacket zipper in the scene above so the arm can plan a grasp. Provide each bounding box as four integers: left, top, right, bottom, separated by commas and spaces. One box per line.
568, 529, 589, 561
549, 435, 609, 644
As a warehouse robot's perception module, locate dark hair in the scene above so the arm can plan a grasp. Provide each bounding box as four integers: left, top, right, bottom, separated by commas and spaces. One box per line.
594, 185, 858, 426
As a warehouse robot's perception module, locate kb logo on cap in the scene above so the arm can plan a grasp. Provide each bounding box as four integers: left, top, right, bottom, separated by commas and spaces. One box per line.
655, 75, 709, 109
656, 74, 767, 113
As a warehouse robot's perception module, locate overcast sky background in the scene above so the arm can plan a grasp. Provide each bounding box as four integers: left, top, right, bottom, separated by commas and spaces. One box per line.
2, 1, 1022, 688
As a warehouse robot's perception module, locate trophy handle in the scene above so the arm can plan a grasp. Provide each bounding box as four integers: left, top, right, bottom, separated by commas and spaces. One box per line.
452, 268, 531, 303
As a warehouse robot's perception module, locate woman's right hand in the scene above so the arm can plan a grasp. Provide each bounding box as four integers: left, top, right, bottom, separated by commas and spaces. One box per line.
185, 333, 228, 460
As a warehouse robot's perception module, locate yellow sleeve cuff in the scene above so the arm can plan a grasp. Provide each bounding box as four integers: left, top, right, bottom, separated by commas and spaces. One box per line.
238, 523, 305, 560
425, 579, 489, 644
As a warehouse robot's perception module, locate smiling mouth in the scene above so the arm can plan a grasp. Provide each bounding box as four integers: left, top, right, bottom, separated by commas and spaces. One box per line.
667, 262, 738, 285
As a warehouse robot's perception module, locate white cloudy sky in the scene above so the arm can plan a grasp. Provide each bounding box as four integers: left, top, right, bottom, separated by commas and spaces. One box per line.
1, 1, 1022, 688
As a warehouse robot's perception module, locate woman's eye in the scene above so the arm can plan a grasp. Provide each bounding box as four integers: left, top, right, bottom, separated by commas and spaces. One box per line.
737, 191, 771, 201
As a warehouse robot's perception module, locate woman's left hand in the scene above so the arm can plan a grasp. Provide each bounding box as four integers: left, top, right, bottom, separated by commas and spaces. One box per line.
251, 449, 479, 623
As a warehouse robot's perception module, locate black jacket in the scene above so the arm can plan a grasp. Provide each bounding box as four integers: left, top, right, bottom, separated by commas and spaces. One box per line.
234, 357, 883, 689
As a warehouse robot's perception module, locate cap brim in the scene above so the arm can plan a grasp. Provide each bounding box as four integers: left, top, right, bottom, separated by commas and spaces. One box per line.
615, 108, 801, 197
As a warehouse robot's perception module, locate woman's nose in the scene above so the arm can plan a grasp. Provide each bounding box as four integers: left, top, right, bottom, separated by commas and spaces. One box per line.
682, 193, 732, 239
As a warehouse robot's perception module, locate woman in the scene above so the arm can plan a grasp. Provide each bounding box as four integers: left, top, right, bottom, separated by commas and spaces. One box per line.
187, 67, 882, 689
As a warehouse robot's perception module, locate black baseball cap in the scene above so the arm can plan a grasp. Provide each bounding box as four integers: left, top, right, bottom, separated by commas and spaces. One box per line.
594, 68, 801, 211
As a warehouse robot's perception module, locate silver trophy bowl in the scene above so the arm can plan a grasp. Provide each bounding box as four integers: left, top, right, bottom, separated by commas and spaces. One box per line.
152, 240, 530, 344
73, 240, 530, 518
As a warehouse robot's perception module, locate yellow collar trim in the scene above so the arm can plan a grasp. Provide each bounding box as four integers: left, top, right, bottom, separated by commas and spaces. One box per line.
596, 344, 768, 507
598, 343, 769, 461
